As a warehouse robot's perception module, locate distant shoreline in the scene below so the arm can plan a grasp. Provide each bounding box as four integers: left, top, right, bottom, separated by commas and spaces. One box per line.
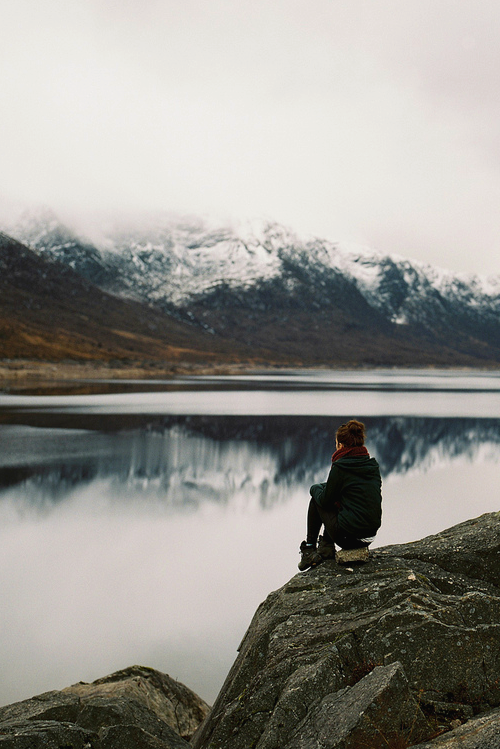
0, 359, 261, 388
1, 358, 499, 391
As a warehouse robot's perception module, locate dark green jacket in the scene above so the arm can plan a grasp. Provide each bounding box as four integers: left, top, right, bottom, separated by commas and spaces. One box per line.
310, 456, 382, 538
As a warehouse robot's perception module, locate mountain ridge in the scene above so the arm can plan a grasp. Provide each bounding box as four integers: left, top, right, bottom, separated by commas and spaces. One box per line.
2, 208, 500, 367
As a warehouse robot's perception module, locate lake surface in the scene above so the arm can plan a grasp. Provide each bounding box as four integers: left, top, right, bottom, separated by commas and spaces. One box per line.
1, 369, 500, 707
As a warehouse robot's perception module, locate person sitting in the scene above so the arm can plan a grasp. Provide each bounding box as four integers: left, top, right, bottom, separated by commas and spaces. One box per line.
298, 419, 382, 571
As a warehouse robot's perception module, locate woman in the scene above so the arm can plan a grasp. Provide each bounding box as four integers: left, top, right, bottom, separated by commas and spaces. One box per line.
299, 419, 382, 571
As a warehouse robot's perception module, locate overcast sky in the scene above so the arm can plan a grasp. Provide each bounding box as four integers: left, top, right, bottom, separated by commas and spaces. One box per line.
2, 0, 500, 275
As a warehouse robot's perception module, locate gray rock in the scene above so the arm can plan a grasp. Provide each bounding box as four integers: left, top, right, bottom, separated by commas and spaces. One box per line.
0, 718, 188, 749
377, 511, 500, 589
99, 722, 190, 749
410, 706, 500, 748
0, 719, 99, 748
71, 665, 209, 739
284, 661, 432, 749
0, 666, 209, 749
192, 511, 500, 749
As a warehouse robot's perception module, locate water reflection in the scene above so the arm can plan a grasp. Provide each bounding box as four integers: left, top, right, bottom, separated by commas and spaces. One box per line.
1, 377, 500, 712
1, 415, 500, 512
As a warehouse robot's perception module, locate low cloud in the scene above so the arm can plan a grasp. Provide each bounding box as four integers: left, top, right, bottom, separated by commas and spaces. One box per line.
1, 0, 500, 274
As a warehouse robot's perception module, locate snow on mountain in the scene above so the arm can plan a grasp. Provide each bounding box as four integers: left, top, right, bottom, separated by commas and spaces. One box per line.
4, 207, 500, 332
102, 217, 286, 306
324, 240, 500, 327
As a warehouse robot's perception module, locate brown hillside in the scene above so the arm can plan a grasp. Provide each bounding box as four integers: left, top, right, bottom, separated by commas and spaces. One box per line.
0, 233, 273, 365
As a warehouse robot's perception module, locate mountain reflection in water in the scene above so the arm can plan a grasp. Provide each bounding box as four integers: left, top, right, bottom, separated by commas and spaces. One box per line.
1, 415, 499, 510
1, 384, 500, 711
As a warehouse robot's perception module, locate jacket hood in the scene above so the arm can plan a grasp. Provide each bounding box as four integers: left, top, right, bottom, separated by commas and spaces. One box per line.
333, 456, 381, 476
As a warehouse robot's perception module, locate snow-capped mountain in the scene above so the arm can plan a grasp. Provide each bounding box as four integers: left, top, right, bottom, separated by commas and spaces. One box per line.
4, 207, 500, 366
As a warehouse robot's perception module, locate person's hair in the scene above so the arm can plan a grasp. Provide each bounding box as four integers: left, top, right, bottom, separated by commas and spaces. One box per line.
336, 419, 366, 447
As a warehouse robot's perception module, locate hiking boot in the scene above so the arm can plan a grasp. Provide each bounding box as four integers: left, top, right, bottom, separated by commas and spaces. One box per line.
298, 541, 322, 571
317, 534, 336, 560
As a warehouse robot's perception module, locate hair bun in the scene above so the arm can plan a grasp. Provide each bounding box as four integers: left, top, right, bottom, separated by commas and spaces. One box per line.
336, 419, 366, 447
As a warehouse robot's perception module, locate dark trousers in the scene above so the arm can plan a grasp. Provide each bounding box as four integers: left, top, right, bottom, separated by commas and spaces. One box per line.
306, 498, 369, 549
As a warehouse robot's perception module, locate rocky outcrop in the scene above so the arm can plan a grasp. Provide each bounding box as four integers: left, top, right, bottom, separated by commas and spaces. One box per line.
192, 511, 500, 749
2, 513, 499, 748
0, 665, 209, 748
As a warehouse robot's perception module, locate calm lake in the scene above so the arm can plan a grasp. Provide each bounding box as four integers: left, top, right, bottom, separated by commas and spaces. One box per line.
1, 369, 500, 707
